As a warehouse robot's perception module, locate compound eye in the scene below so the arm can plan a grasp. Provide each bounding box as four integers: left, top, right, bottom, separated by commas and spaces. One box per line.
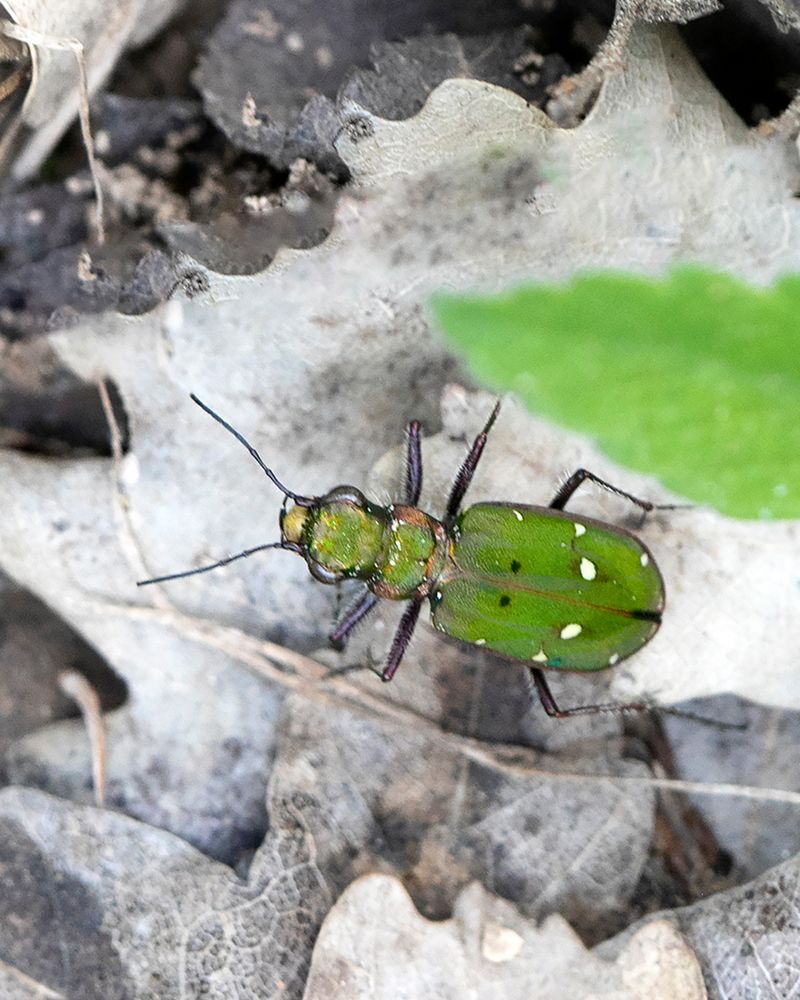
307, 558, 344, 585
321, 485, 367, 508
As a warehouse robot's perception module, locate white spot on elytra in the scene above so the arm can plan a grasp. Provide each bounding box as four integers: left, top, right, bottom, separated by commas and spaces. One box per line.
574, 523, 586, 537
513, 509, 523, 522
580, 557, 596, 581
560, 623, 582, 640
531, 648, 548, 662
475, 638, 486, 646
640, 552, 649, 567
608, 652, 620, 665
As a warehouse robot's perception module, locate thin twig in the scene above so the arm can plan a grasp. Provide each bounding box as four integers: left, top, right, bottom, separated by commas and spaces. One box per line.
97, 378, 123, 466
1, 19, 105, 243
97, 378, 172, 611
88, 598, 800, 809
58, 670, 106, 807
0, 62, 26, 102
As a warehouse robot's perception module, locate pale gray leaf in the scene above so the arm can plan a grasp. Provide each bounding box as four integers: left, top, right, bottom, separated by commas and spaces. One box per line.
302, 874, 706, 1000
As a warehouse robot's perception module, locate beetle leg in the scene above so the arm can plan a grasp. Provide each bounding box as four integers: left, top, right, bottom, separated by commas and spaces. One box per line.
329, 589, 379, 649
444, 400, 501, 522
322, 649, 384, 680
528, 669, 746, 728
381, 599, 423, 682
549, 468, 673, 515
528, 667, 648, 718
404, 419, 423, 505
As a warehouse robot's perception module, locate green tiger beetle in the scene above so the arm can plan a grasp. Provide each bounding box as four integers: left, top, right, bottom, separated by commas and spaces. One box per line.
139, 394, 669, 719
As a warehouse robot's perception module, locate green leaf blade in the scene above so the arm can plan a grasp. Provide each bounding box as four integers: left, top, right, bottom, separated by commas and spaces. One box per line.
432, 268, 800, 519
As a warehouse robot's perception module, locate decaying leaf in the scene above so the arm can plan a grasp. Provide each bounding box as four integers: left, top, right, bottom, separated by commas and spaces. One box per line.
599, 852, 800, 998
664, 695, 800, 880
0, 960, 63, 999
0, 571, 125, 764
0, 0, 185, 179
3, 779, 799, 997
545, 0, 723, 125
193, 0, 555, 177
0, 785, 331, 998
269, 692, 654, 939
302, 873, 707, 1000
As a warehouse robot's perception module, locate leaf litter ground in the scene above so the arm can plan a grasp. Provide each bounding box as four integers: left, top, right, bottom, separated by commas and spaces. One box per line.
0, 15, 800, 999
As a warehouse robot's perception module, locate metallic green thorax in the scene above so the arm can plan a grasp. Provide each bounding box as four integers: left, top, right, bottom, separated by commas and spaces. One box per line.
282, 487, 447, 599
282, 491, 663, 673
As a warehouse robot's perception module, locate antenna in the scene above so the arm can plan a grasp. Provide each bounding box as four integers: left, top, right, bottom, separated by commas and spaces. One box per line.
190, 394, 316, 506
137, 540, 302, 587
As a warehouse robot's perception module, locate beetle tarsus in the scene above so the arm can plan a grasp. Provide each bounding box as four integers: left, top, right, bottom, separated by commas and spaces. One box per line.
528, 668, 745, 728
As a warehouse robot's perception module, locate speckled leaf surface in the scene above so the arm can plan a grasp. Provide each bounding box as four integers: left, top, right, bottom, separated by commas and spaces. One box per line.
0, 690, 657, 997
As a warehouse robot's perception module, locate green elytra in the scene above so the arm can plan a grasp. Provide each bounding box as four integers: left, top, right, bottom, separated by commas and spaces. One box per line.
138, 395, 665, 719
